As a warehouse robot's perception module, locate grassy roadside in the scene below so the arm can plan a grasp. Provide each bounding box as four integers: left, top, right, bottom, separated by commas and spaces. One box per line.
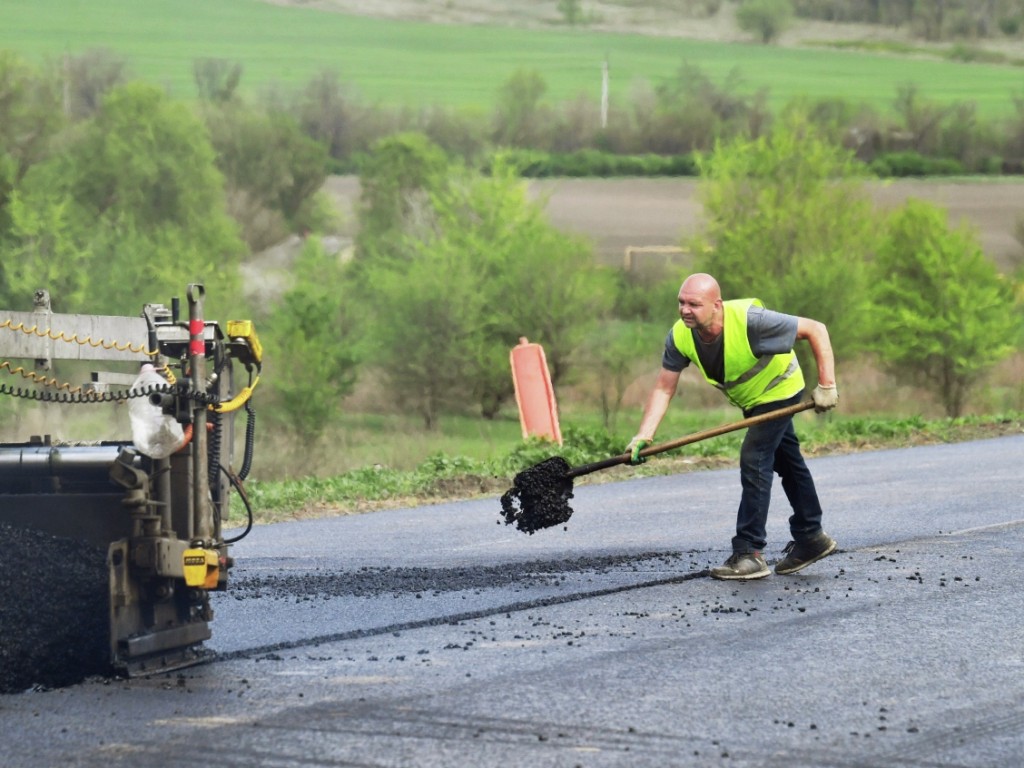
237, 410, 1023, 525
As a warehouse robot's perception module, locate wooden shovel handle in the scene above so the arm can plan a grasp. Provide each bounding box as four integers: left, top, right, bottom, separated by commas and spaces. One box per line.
565, 400, 816, 480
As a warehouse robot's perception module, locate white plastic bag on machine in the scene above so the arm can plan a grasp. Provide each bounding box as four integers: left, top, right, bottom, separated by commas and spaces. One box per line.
129, 364, 185, 459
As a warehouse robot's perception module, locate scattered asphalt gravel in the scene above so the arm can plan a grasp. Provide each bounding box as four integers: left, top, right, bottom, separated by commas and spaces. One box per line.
227, 552, 690, 602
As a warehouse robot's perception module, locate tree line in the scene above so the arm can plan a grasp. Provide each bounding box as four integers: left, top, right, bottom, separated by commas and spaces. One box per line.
0, 49, 1020, 444
790, 0, 1024, 40
632, 1, 1024, 44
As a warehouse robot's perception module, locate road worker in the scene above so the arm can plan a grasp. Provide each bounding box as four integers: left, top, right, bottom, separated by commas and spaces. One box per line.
627, 273, 839, 580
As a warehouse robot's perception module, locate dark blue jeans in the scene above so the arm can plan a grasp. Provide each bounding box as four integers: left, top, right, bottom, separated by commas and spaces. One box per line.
733, 392, 824, 554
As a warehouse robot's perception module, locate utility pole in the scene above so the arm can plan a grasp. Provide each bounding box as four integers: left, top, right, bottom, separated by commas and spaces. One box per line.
63, 52, 70, 116
600, 56, 609, 130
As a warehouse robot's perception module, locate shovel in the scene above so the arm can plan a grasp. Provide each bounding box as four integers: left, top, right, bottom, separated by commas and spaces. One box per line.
500, 399, 816, 534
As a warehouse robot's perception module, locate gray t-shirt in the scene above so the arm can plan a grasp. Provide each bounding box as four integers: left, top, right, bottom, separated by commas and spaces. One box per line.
662, 305, 798, 384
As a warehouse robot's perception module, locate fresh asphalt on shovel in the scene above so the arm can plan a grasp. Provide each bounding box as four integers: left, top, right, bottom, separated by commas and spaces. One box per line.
500, 399, 815, 534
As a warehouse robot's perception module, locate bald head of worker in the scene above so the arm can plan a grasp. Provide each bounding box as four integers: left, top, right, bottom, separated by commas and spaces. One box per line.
678, 273, 723, 341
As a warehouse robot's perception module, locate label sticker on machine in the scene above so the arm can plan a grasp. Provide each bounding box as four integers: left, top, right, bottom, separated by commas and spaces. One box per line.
183, 548, 219, 588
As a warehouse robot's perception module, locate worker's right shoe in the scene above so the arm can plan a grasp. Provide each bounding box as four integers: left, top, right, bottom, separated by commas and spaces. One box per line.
710, 551, 770, 581
775, 531, 837, 575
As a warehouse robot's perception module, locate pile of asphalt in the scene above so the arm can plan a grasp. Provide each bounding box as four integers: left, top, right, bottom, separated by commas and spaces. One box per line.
500, 456, 575, 534
0, 523, 110, 693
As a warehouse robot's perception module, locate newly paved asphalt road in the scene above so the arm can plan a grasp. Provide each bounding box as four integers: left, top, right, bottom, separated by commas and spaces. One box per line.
2, 434, 1022, 767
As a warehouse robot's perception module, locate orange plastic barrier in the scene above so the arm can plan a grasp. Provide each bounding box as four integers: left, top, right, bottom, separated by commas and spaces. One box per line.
510, 337, 562, 445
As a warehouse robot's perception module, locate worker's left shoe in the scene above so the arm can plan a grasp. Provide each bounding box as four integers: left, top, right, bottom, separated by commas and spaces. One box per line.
775, 531, 837, 575
710, 551, 770, 581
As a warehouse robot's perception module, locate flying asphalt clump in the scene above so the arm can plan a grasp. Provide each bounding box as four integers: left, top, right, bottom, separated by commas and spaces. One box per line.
499, 456, 575, 534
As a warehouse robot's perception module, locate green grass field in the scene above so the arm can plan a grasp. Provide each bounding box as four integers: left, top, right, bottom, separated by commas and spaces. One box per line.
4, 0, 1023, 119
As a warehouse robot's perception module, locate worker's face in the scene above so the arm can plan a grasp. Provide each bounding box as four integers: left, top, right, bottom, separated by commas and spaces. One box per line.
677, 284, 719, 331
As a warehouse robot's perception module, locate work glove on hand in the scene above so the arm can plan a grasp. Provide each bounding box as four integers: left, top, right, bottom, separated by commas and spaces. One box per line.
812, 383, 839, 413
626, 436, 652, 465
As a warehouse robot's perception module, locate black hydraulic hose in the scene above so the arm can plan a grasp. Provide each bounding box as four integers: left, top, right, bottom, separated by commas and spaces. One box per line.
207, 410, 222, 490
222, 465, 253, 544
238, 400, 256, 481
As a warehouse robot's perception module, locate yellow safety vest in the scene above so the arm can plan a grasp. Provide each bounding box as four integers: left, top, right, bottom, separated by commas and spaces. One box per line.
671, 298, 804, 410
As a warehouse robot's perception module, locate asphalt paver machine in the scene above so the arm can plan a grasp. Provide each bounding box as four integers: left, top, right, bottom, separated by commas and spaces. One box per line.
0, 284, 261, 676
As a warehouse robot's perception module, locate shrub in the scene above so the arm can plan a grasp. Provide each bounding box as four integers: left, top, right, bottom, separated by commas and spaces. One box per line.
869, 151, 964, 177
946, 44, 1008, 64
871, 199, 1021, 417
484, 149, 698, 178
736, 0, 794, 44
497, 424, 624, 474
998, 15, 1021, 36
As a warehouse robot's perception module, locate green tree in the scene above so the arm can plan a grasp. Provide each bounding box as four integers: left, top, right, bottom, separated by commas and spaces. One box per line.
203, 103, 291, 251
892, 83, 951, 156
0, 52, 63, 247
647, 63, 768, 154
871, 199, 1020, 417
694, 112, 880, 373
557, 0, 584, 25
736, 0, 794, 44
292, 70, 355, 164
261, 239, 359, 438
7, 82, 243, 316
577, 319, 660, 430
912, 0, 946, 40
193, 57, 242, 104
62, 48, 127, 120
0, 53, 68, 308
203, 102, 330, 250
361, 240, 486, 429
355, 140, 611, 425
423, 162, 611, 415
355, 132, 449, 268
492, 69, 550, 149
4, 181, 94, 310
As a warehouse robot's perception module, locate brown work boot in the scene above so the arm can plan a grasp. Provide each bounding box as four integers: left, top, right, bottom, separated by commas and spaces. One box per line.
775, 532, 837, 575
710, 551, 770, 581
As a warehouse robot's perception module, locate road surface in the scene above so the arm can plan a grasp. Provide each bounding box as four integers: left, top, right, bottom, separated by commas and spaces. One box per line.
1, 434, 1022, 767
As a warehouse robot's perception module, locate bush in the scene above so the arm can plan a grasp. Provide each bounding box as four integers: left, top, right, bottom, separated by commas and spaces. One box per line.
998, 15, 1021, 36
497, 424, 624, 474
736, 0, 794, 44
946, 44, 1008, 65
486, 149, 698, 178
871, 199, 1021, 417
981, 155, 1005, 175
869, 151, 964, 177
